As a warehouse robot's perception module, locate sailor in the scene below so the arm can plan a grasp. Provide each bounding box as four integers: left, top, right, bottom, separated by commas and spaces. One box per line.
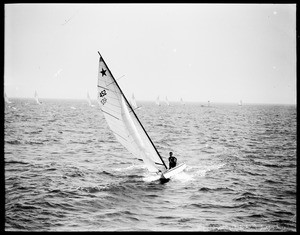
168, 152, 177, 169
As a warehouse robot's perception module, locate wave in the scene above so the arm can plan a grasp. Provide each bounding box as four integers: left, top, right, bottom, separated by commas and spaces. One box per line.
199, 187, 234, 192
63, 169, 85, 178
248, 214, 266, 218
25, 140, 45, 145
265, 179, 279, 184
24, 130, 43, 134
6, 140, 22, 145
250, 159, 296, 169
5, 160, 29, 165
190, 202, 242, 209
113, 164, 146, 172
77, 186, 106, 193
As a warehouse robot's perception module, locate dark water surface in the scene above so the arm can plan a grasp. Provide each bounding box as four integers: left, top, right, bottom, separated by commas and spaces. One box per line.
4, 98, 296, 231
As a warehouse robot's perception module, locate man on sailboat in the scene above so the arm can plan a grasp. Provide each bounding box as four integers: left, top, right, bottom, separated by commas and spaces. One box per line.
168, 152, 177, 169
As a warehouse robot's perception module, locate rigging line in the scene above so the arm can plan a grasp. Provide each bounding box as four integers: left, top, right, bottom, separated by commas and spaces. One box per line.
129, 106, 142, 113
98, 51, 168, 170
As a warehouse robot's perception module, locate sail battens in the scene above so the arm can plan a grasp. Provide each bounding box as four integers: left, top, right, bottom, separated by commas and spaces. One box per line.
106, 80, 117, 87
97, 85, 111, 91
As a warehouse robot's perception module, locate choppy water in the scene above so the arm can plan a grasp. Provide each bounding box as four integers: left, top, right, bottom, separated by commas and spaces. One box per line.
5, 98, 297, 231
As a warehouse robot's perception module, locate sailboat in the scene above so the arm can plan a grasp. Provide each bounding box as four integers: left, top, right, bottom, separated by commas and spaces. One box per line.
165, 96, 170, 106
155, 96, 160, 106
4, 92, 12, 104
238, 100, 242, 106
97, 52, 186, 182
131, 93, 141, 110
34, 91, 42, 105
180, 98, 185, 105
87, 92, 95, 107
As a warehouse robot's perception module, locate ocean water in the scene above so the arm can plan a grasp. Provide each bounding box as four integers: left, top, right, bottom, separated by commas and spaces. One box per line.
4, 98, 297, 231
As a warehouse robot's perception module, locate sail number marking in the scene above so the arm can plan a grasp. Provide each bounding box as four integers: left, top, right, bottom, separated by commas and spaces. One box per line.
99, 90, 107, 105
100, 90, 107, 97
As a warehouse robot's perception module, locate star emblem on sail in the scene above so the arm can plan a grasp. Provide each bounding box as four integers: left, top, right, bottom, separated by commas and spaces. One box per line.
100, 68, 107, 76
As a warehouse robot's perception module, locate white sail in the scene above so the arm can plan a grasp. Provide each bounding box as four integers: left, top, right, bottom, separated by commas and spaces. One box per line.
34, 91, 42, 105
155, 96, 160, 106
5, 92, 12, 104
97, 52, 167, 173
165, 96, 170, 106
131, 93, 138, 109
238, 100, 242, 106
87, 92, 95, 107
180, 98, 185, 105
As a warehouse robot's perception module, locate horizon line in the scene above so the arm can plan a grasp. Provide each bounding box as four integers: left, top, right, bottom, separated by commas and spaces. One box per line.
5, 97, 296, 106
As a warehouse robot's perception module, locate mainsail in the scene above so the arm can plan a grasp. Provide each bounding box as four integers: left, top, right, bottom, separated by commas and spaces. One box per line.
97, 52, 168, 173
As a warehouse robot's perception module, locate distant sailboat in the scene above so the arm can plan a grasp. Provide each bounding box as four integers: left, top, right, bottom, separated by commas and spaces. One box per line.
97, 51, 186, 182
180, 98, 185, 105
165, 96, 170, 106
155, 96, 160, 106
131, 93, 142, 110
207, 100, 210, 107
4, 92, 12, 104
34, 91, 42, 105
238, 100, 242, 106
87, 92, 95, 107
131, 93, 138, 109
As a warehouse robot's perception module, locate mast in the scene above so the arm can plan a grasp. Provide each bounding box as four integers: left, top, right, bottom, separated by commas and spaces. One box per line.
98, 51, 168, 170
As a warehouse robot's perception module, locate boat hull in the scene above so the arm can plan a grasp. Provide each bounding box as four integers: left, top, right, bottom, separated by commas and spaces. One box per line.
160, 163, 187, 181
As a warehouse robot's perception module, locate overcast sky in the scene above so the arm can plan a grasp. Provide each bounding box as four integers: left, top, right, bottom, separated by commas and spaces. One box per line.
4, 4, 296, 104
